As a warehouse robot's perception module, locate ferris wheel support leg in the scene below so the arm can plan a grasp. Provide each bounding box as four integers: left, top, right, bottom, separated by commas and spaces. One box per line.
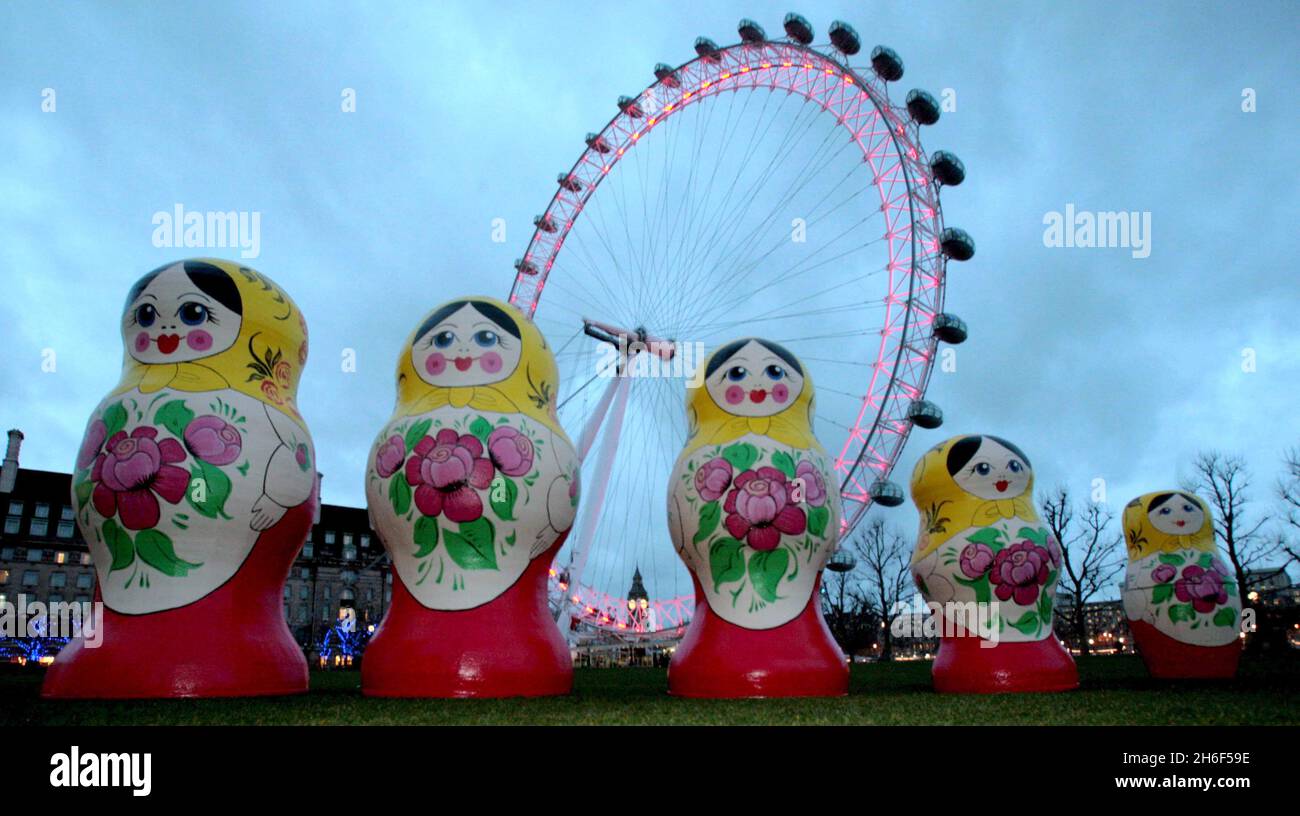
556, 375, 632, 637
576, 374, 625, 463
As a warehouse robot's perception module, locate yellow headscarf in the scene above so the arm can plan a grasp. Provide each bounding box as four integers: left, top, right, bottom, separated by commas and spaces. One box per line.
112, 258, 308, 429
393, 296, 563, 435
1122, 490, 1214, 560
683, 338, 817, 456
910, 434, 1038, 560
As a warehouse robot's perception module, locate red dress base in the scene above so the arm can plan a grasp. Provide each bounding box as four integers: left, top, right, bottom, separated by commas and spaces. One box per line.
669, 576, 848, 698
361, 545, 572, 698
42, 500, 313, 700
1129, 619, 1241, 680
932, 626, 1079, 694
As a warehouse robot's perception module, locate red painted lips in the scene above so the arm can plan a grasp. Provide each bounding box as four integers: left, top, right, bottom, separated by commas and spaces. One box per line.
156, 334, 181, 354
748, 389, 767, 403
995, 480, 1009, 492
454, 356, 474, 372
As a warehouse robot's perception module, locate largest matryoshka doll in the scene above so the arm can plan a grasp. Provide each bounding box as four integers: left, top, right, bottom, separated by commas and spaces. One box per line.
1121, 490, 1241, 679
666, 338, 847, 697
909, 435, 1077, 693
361, 296, 579, 697
43, 259, 317, 699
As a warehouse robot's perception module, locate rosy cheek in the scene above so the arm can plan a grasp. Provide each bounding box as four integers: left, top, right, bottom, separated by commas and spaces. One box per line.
424, 353, 447, 376
134, 332, 151, 352
725, 385, 744, 405
479, 352, 502, 373
772, 384, 789, 403
186, 330, 213, 351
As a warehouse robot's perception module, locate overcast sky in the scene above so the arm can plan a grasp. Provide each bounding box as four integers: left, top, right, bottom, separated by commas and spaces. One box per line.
2, 1, 1297, 600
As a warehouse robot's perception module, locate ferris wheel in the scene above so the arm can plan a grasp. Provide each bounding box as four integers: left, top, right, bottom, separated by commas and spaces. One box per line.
508, 13, 974, 639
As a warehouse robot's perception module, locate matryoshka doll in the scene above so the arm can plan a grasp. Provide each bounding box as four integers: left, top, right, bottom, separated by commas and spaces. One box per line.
43, 259, 317, 699
909, 435, 1077, 693
361, 296, 579, 697
1121, 490, 1241, 679
666, 338, 847, 697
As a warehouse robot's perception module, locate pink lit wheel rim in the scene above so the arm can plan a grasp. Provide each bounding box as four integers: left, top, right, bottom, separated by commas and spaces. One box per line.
511, 29, 958, 638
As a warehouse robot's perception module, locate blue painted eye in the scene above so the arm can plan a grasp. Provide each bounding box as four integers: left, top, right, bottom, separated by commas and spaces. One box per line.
433, 331, 455, 349
1008, 460, 1023, 473
473, 329, 499, 348
135, 304, 156, 327
1159, 507, 1171, 515
975, 463, 991, 476
726, 366, 747, 382
764, 364, 785, 380
178, 302, 209, 326
1182, 503, 1195, 513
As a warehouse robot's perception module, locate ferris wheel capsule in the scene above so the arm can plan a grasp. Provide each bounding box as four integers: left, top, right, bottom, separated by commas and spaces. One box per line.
906, 89, 941, 125
514, 258, 539, 276
585, 132, 612, 153
694, 36, 721, 61
907, 400, 944, 429
617, 95, 644, 118
653, 63, 680, 87
870, 46, 904, 82
932, 312, 969, 344
826, 550, 858, 573
930, 150, 966, 186
534, 214, 557, 233
829, 21, 861, 56
557, 173, 583, 193
738, 18, 766, 43
940, 227, 975, 261
869, 479, 906, 507
783, 12, 814, 44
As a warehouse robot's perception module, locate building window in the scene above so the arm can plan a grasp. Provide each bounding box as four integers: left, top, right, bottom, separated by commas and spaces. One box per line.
22, 570, 39, 587
302, 542, 313, 558
299, 585, 308, 600
283, 586, 291, 600
323, 586, 331, 600
0, 568, 8, 584
57, 520, 75, 538
7, 501, 22, 515
75, 594, 91, 604
76, 573, 93, 589
80, 553, 92, 566
324, 531, 336, 545
1, 547, 13, 560
32, 503, 50, 533
49, 594, 65, 604
50, 572, 66, 588
3, 516, 18, 535
34, 503, 50, 519
343, 544, 357, 561
360, 534, 371, 549
55, 551, 67, 565
60, 505, 74, 521
26, 549, 42, 562
300, 568, 310, 580
29, 518, 48, 537
321, 608, 330, 622
340, 588, 355, 602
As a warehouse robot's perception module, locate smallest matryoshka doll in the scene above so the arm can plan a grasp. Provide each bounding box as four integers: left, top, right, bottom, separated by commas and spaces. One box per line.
1121, 490, 1242, 679
909, 434, 1078, 693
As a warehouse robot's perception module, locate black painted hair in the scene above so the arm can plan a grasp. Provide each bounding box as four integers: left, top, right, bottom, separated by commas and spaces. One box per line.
1147, 491, 1201, 513
946, 435, 1031, 476
414, 299, 521, 345
705, 337, 803, 379
126, 261, 242, 315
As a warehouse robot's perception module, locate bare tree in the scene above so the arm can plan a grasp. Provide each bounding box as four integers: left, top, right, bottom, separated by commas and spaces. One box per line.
820, 566, 874, 658
1039, 487, 1124, 656
1277, 447, 1300, 566
848, 517, 912, 661
1182, 452, 1285, 608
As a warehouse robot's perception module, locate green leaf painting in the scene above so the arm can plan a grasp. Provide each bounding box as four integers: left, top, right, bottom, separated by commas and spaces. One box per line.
102, 402, 128, 438
102, 519, 134, 572
413, 515, 440, 558
403, 418, 432, 451
443, 517, 497, 570
771, 450, 796, 479
389, 475, 411, 516
721, 442, 758, 473
489, 476, 518, 522
807, 505, 830, 539
469, 416, 493, 446
747, 548, 789, 603
693, 501, 720, 545
154, 399, 195, 439
708, 537, 745, 591
1008, 610, 1041, 636
135, 529, 201, 577
186, 459, 233, 519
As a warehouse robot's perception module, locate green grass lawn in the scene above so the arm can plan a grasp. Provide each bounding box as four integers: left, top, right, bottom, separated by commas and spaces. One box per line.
2, 654, 1296, 725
